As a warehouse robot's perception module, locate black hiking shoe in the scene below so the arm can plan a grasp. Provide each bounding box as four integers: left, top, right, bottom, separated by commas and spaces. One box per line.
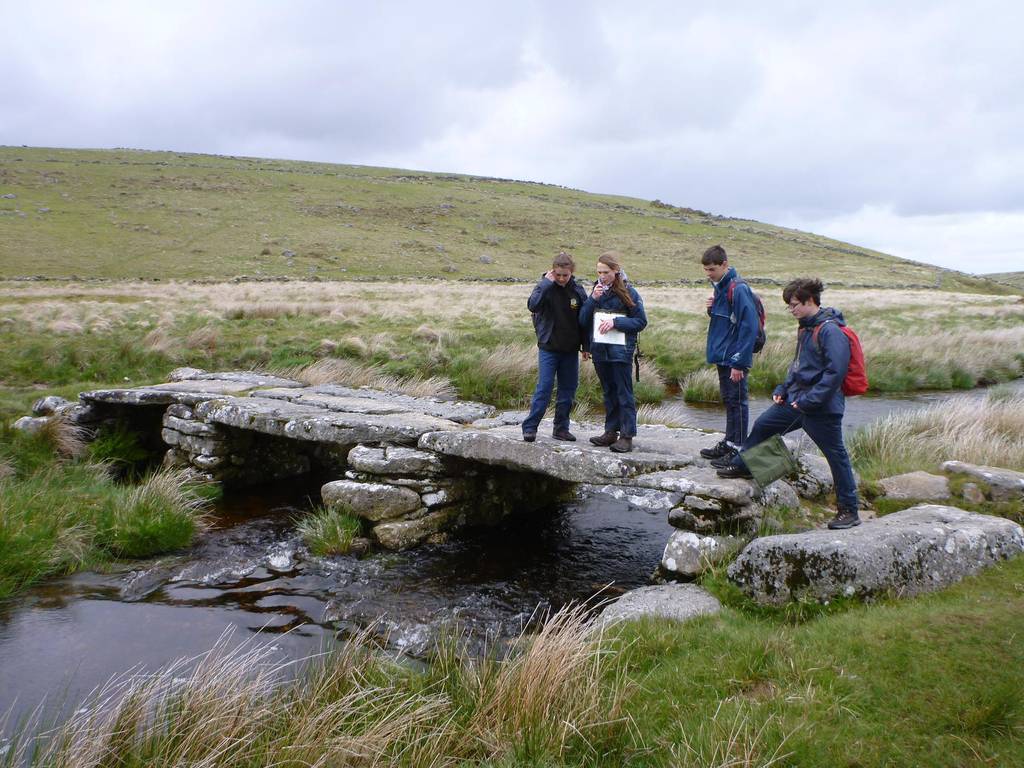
609, 436, 633, 453
709, 449, 739, 468
827, 510, 862, 530
716, 463, 753, 479
700, 440, 734, 460
589, 431, 619, 447
522, 432, 536, 443
552, 430, 577, 441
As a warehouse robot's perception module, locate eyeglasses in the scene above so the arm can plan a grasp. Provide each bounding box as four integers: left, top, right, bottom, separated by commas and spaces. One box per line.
785, 301, 801, 309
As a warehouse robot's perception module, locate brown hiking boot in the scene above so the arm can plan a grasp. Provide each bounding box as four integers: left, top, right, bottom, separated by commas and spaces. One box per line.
589, 431, 618, 446
827, 509, 862, 530
609, 436, 633, 453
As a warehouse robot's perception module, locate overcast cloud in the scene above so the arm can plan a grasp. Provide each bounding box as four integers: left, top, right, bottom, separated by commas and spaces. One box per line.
2, 1, 1022, 273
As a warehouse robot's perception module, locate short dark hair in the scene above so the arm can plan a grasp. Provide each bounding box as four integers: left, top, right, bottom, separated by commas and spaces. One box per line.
783, 278, 824, 306
701, 245, 728, 266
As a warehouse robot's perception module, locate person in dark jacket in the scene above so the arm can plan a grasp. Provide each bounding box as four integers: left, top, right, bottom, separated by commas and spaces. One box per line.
699, 245, 760, 468
718, 278, 861, 529
578, 251, 648, 453
522, 252, 590, 442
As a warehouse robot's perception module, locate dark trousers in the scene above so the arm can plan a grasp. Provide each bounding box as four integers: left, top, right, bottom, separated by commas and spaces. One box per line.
740, 403, 860, 512
717, 364, 749, 447
593, 360, 637, 437
522, 349, 579, 435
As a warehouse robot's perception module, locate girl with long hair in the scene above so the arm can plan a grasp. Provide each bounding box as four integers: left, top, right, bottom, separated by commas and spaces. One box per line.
578, 251, 648, 452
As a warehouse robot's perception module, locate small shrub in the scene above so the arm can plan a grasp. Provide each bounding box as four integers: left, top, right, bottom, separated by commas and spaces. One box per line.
97, 470, 208, 557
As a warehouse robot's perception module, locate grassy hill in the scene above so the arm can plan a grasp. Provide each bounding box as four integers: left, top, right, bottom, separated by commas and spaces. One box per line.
987, 271, 1024, 289
0, 146, 1014, 294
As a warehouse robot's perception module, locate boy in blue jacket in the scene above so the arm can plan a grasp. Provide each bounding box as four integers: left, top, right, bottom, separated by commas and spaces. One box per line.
522, 252, 590, 442
699, 245, 760, 467
718, 278, 861, 530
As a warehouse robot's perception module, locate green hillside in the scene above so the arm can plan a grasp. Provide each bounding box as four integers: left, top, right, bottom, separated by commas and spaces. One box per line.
0, 146, 1014, 293
987, 271, 1024, 289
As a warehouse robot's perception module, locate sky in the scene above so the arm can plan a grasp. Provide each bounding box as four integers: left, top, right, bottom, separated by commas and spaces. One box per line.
2, 1, 1022, 274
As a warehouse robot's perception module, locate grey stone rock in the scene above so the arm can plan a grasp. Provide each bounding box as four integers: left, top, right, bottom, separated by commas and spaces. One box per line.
196, 397, 455, 446
160, 429, 228, 455
32, 395, 71, 416
668, 502, 762, 535
372, 507, 463, 550
793, 454, 835, 498
192, 454, 228, 470
961, 482, 986, 505
12, 416, 48, 434
322, 479, 422, 522
633, 466, 756, 506
348, 444, 445, 476
878, 471, 950, 501
162, 414, 222, 437
728, 504, 1024, 605
166, 403, 196, 419
942, 461, 1024, 502
760, 479, 801, 509
595, 584, 722, 627
661, 531, 744, 579
479, 254, 494, 264
259, 384, 493, 424
1, 193, 15, 199
167, 367, 208, 381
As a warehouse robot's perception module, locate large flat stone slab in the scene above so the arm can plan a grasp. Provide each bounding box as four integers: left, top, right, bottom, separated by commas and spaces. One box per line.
259, 384, 495, 424
82, 380, 266, 406
195, 396, 457, 446
728, 504, 1024, 605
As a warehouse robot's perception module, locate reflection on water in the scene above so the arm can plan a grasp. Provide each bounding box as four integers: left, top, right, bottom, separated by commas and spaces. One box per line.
0, 481, 671, 732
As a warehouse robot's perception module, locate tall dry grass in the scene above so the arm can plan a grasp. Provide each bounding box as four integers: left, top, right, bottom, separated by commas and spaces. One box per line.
11, 605, 628, 767
38, 412, 89, 459
850, 391, 1024, 481
277, 359, 457, 400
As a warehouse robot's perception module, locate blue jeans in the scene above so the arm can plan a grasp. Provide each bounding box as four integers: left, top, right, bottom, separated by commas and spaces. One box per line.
593, 360, 637, 437
522, 349, 580, 435
717, 364, 749, 447
739, 403, 859, 512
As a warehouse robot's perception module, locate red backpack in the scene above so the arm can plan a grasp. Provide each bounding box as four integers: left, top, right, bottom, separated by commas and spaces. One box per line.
727, 279, 767, 353
811, 321, 868, 396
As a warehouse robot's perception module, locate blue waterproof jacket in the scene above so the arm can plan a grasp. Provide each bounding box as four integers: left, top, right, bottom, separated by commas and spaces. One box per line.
705, 267, 759, 370
528, 274, 590, 351
774, 307, 851, 415
578, 282, 647, 363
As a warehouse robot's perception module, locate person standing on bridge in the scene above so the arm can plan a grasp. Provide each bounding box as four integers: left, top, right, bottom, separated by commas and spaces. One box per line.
579, 251, 648, 453
522, 252, 590, 443
699, 245, 761, 469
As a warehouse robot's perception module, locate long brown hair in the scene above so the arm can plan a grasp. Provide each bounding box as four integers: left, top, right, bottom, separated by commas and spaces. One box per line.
598, 251, 635, 308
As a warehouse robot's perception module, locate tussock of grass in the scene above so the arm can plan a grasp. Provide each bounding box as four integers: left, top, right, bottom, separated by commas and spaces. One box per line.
38, 412, 89, 459
637, 402, 699, 427
850, 391, 1024, 482
681, 367, 721, 403
298, 505, 363, 556
0, 431, 208, 597
10, 605, 626, 767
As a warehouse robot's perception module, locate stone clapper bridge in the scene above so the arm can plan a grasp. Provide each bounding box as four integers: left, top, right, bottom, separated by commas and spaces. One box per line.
24, 369, 1024, 610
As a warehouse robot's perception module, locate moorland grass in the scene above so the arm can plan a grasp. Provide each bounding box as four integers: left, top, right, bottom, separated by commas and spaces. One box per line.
2, 146, 1018, 296
849, 390, 1024, 483
1, 282, 1021, 424
0, 428, 209, 599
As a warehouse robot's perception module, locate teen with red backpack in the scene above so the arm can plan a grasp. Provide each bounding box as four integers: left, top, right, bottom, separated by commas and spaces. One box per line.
718, 277, 864, 530
699, 245, 764, 468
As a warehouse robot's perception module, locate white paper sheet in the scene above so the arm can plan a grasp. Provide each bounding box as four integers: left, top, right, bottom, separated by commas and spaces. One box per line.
593, 311, 626, 345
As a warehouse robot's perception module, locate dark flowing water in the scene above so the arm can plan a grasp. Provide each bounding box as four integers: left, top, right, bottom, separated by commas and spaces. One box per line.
2, 381, 1021, 738
0, 481, 668, 736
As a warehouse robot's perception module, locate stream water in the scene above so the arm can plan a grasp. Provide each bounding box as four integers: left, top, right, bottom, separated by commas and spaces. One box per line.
2, 381, 1021, 735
